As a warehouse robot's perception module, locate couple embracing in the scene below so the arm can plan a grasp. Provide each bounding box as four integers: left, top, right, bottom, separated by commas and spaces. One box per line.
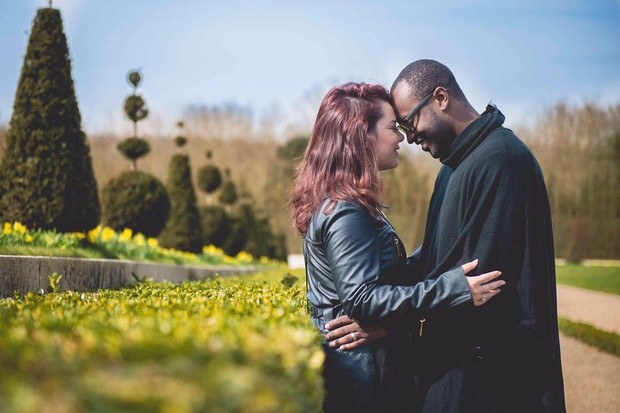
290, 60, 565, 413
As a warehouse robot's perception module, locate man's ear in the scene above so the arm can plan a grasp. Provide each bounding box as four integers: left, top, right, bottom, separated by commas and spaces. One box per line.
433, 87, 450, 111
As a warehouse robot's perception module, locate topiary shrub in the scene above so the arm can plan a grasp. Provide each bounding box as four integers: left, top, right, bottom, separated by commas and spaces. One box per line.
117, 137, 150, 171
223, 215, 248, 257
102, 171, 170, 237
233, 202, 287, 260
158, 154, 203, 253
200, 205, 231, 248
219, 181, 238, 206
198, 165, 223, 195
0, 7, 100, 232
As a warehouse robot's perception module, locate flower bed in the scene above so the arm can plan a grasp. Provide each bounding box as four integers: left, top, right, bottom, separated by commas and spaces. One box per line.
1, 222, 271, 266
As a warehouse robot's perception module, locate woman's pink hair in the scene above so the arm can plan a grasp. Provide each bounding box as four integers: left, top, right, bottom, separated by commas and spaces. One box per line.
290, 82, 391, 235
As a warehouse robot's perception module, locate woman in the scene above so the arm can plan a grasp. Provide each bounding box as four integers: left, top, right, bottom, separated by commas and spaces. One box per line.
290, 83, 504, 412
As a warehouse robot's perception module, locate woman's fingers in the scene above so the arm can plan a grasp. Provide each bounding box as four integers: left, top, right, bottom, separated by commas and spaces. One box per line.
478, 270, 502, 283
483, 279, 505, 291
465, 268, 506, 306
461, 259, 479, 275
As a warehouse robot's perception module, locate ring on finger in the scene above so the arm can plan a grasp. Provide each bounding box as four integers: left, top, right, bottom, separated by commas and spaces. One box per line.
350, 332, 358, 342
481, 293, 486, 302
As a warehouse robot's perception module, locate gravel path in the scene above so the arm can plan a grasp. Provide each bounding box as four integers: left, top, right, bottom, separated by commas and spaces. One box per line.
560, 333, 620, 412
557, 284, 619, 412
557, 285, 620, 334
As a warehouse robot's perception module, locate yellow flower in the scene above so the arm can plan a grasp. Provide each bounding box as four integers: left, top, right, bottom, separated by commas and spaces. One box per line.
71, 232, 86, 240
101, 227, 116, 242
133, 233, 146, 246
235, 251, 254, 264
88, 225, 102, 243
119, 228, 132, 242
203, 244, 224, 257
13, 222, 27, 235
3, 222, 11, 235
147, 238, 159, 248
25, 235, 33, 243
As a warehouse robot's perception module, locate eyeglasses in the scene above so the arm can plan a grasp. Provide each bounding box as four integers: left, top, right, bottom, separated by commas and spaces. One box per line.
397, 91, 434, 139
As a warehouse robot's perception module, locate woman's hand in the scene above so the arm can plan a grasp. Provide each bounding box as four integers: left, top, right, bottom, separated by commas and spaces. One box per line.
462, 259, 505, 306
324, 315, 388, 351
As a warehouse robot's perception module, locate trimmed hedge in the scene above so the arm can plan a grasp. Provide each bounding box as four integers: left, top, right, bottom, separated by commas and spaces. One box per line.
158, 154, 203, 253
102, 171, 170, 237
0, 269, 324, 412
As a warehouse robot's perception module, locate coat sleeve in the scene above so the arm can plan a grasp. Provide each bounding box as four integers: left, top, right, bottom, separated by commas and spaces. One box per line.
322, 203, 472, 323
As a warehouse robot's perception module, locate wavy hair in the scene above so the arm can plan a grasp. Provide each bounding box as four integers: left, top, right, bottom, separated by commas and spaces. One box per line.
290, 82, 391, 235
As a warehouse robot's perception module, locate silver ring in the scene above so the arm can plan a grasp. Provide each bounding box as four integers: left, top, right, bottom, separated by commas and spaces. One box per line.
481, 293, 486, 302
350, 332, 358, 342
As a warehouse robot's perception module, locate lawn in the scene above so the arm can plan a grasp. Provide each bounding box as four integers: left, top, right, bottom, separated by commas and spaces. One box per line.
555, 265, 620, 295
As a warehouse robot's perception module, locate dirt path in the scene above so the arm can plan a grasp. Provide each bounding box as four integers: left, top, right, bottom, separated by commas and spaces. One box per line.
556, 284, 620, 412
560, 333, 620, 412
557, 285, 620, 334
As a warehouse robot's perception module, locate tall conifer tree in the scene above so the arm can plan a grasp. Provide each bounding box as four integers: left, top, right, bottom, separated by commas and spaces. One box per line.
0, 7, 100, 231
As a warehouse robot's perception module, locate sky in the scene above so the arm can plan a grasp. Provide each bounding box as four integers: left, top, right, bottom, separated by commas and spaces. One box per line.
0, 0, 619, 138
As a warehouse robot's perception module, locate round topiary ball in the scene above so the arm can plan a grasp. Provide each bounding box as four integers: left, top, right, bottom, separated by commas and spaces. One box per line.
123, 94, 148, 124
174, 136, 187, 147
102, 171, 170, 237
117, 137, 150, 161
198, 164, 223, 194
128, 70, 142, 88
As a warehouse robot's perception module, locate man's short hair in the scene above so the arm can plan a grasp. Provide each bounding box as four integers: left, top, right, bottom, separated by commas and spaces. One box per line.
391, 59, 466, 102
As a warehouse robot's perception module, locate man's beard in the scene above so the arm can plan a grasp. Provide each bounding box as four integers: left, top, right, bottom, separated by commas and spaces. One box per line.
418, 110, 455, 159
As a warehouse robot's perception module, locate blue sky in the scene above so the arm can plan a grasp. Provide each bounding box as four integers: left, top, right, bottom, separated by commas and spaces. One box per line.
0, 0, 619, 137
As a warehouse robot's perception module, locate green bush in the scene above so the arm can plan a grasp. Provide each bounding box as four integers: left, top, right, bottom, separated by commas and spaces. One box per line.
223, 215, 248, 256
117, 137, 150, 171
102, 171, 170, 237
0, 8, 100, 232
0, 269, 324, 412
198, 164, 223, 195
219, 181, 238, 206
200, 205, 231, 248
123, 94, 148, 125
158, 154, 203, 253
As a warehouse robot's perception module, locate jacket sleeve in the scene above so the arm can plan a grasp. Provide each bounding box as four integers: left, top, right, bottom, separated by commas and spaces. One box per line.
323, 203, 472, 323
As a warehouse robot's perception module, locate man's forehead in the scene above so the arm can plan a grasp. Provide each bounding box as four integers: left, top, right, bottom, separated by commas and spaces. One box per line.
392, 81, 414, 105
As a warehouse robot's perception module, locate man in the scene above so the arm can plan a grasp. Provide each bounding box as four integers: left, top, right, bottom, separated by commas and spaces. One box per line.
388, 59, 566, 412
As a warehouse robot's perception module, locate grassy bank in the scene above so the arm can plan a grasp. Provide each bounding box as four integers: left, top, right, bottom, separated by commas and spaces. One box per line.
556, 265, 620, 295
558, 317, 620, 357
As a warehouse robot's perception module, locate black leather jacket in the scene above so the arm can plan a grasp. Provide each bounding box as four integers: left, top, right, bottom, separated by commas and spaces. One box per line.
304, 200, 472, 329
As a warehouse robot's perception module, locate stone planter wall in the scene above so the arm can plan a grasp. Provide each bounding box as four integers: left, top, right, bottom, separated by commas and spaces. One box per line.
0, 255, 257, 298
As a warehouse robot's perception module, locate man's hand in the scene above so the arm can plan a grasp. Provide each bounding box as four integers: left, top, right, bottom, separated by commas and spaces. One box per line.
324, 315, 388, 351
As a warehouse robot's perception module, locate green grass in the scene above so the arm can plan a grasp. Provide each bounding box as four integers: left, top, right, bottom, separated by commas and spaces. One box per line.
556, 265, 620, 295
558, 317, 620, 356
0, 245, 107, 259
